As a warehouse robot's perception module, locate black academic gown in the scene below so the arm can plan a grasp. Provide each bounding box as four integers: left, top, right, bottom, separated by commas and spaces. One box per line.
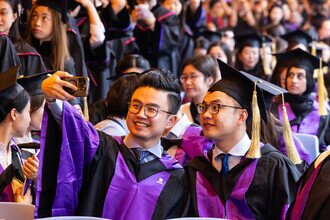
185, 144, 300, 219
15, 42, 47, 76
0, 33, 20, 73
36, 101, 190, 219
287, 154, 330, 219
134, 4, 180, 75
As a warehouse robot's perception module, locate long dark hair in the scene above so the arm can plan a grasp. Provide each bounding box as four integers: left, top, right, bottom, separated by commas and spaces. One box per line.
3, 0, 25, 46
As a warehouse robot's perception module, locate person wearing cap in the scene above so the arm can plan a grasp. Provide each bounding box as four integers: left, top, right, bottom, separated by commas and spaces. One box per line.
244, 72, 310, 173
271, 48, 330, 152
36, 69, 189, 218
234, 32, 272, 81
280, 29, 313, 51
0, 0, 48, 76
0, 65, 36, 203
180, 55, 220, 125
185, 60, 300, 219
27, 0, 76, 75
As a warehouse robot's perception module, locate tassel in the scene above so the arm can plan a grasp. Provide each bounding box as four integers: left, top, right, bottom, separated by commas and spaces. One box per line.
311, 42, 316, 56
281, 94, 302, 164
317, 58, 328, 116
83, 97, 89, 121
246, 83, 261, 158
262, 37, 272, 75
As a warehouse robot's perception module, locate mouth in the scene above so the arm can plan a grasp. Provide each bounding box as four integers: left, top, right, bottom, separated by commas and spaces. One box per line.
133, 121, 149, 127
203, 122, 214, 129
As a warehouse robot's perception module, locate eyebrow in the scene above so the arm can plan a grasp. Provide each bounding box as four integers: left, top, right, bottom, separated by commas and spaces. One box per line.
131, 99, 159, 107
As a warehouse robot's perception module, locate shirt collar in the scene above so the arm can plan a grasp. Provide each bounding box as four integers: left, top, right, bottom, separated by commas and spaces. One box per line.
114, 117, 129, 133
166, 114, 193, 138
123, 134, 163, 158
213, 133, 251, 157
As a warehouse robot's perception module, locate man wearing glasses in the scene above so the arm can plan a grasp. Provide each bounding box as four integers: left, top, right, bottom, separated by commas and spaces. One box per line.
185, 60, 300, 219
36, 69, 189, 219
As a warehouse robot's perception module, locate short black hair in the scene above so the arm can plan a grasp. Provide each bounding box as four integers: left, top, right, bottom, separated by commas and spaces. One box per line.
134, 69, 182, 115
0, 87, 30, 123
182, 55, 219, 82
107, 74, 139, 118
115, 54, 150, 74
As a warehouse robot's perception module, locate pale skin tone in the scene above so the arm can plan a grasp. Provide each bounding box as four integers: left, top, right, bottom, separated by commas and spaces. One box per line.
0, 1, 17, 34
42, 72, 176, 149
200, 91, 248, 153
238, 46, 260, 71
131, 0, 157, 31
31, 6, 53, 42
181, 64, 213, 104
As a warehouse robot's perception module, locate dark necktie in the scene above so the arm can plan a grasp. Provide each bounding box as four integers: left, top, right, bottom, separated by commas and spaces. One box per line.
131, 148, 151, 164
219, 154, 229, 176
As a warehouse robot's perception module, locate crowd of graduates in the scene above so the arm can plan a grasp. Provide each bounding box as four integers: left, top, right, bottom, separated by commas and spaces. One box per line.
1, 0, 330, 219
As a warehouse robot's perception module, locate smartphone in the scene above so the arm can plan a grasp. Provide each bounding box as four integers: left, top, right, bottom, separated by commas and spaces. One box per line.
62, 76, 89, 97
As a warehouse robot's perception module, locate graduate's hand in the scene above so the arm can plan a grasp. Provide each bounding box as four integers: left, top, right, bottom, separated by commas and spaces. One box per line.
15, 187, 32, 204
23, 155, 39, 181
41, 71, 77, 101
134, 5, 156, 30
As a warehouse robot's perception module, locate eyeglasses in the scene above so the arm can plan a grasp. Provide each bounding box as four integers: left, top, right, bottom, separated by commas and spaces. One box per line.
196, 103, 242, 115
128, 101, 174, 118
179, 74, 201, 83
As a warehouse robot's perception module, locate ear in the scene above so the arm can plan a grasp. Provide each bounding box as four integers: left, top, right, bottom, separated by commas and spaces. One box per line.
165, 114, 177, 130
9, 108, 17, 122
13, 13, 18, 22
206, 76, 213, 86
237, 109, 248, 125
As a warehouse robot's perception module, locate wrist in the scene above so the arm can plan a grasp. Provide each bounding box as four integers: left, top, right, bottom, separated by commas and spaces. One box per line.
46, 97, 56, 103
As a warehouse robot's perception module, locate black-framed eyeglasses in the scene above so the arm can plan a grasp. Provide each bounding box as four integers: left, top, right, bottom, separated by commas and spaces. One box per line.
196, 103, 243, 115
128, 101, 174, 118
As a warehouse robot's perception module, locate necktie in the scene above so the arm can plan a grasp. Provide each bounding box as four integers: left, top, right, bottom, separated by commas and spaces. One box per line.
131, 148, 151, 164
220, 154, 229, 176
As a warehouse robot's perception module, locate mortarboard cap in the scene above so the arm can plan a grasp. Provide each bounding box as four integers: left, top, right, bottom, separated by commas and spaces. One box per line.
235, 33, 272, 50
280, 29, 312, 50
17, 71, 54, 96
36, 0, 68, 23
201, 30, 222, 44
210, 60, 267, 122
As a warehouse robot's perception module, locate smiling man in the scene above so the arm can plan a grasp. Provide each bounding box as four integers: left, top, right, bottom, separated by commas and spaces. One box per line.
185, 60, 300, 219
36, 69, 189, 219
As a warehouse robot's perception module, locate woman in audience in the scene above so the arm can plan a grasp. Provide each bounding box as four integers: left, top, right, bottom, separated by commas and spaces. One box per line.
180, 55, 220, 125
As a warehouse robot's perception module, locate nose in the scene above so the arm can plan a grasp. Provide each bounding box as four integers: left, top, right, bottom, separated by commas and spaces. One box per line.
292, 75, 299, 83
201, 106, 212, 120
136, 106, 147, 118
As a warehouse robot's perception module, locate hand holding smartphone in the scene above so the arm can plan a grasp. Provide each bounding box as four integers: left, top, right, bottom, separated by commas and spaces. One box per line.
62, 76, 90, 97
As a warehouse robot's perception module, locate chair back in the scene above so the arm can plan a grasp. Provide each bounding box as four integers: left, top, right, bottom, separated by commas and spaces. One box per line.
0, 202, 34, 220
295, 133, 320, 162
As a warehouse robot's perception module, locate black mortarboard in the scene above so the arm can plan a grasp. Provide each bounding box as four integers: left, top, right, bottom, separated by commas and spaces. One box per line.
201, 30, 222, 44
310, 0, 325, 4
0, 65, 25, 115
36, 0, 68, 23
280, 29, 312, 50
235, 33, 272, 50
273, 48, 326, 73
210, 60, 267, 122
17, 71, 54, 96
240, 72, 288, 110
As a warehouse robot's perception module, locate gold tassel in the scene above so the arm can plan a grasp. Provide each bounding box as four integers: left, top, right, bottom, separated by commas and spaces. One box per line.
281, 94, 302, 164
83, 97, 89, 121
262, 37, 272, 76
311, 42, 316, 56
317, 58, 328, 116
246, 83, 261, 158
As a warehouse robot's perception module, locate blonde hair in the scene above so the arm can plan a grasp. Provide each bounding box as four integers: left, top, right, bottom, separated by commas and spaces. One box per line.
27, 4, 70, 71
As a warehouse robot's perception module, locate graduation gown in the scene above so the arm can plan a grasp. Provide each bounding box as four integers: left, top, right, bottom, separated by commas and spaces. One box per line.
0, 144, 32, 202
134, 4, 180, 75
287, 154, 330, 219
162, 125, 214, 165
186, 144, 300, 219
0, 33, 20, 73
36, 101, 190, 219
276, 101, 330, 151
15, 42, 47, 76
